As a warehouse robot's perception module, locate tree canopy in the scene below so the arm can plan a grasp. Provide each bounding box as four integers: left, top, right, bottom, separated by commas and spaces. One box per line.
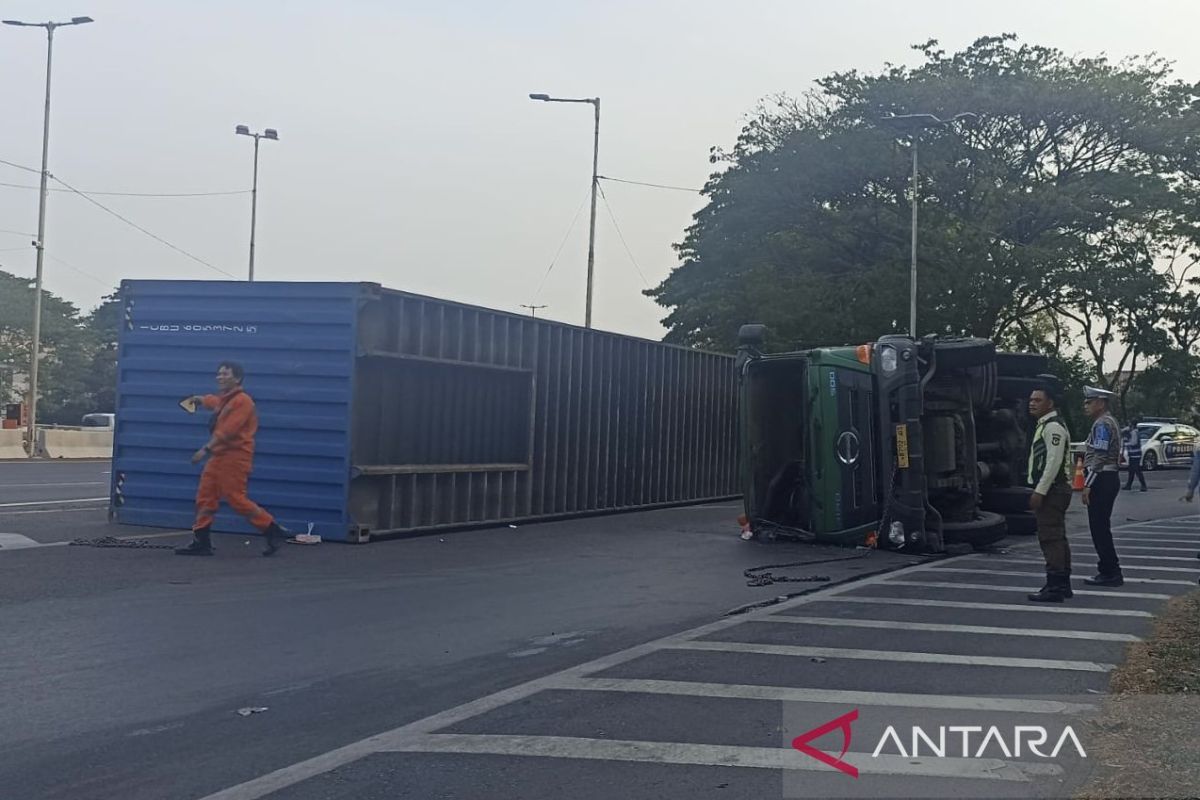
650, 34, 1200, 419
0, 270, 119, 425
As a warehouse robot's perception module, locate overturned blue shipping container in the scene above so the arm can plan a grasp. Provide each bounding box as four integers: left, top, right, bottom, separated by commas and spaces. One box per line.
111, 281, 739, 541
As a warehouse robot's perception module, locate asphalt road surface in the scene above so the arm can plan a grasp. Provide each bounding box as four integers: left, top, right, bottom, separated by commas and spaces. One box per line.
1, 461, 1197, 800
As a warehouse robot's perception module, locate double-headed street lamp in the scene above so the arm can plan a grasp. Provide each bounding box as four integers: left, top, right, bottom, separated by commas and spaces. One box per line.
880, 112, 977, 337
3, 15, 93, 456
235, 125, 279, 282
529, 92, 600, 328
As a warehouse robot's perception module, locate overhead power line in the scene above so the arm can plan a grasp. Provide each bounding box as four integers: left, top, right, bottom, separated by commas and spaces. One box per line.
597, 184, 650, 289
48, 173, 237, 278
534, 185, 592, 300
598, 175, 704, 193
0, 180, 250, 197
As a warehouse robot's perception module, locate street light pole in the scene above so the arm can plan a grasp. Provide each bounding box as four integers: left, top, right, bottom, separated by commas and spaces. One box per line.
529, 93, 601, 328
235, 125, 279, 281
3, 15, 93, 456
879, 112, 978, 338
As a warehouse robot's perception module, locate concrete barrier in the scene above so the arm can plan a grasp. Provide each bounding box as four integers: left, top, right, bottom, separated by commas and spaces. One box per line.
38, 428, 113, 459
0, 429, 27, 459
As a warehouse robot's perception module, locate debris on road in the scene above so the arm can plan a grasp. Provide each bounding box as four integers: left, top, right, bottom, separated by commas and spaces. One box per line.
236, 707, 269, 717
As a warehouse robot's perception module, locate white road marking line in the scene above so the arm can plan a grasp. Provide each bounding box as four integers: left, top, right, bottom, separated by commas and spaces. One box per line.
975, 557, 1198, 574
670, 640, 1114, 672
832, 595, 1152, 617
194, 555, 986, 800
0, 506, 105, 516
0, 533, 45, 550
0, 481, 107, 488
1103, 545, 1199, 553
1089, 553, 1198, 562
922, 567, 1196, 586
0, 497, 107, 508
883, 579, 1172, 602
562, 677, 1098, 714
0, 529, 185, 552
380, 733, 1064, 781
1071, 536, 1199, 545
757, 613, 1143, 641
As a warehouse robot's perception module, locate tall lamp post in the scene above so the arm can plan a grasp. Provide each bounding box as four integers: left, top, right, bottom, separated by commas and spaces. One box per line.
3, 15, 94, 456
880, 112, 977, 337
235, 125, 278, 281
529, 92, 600, 328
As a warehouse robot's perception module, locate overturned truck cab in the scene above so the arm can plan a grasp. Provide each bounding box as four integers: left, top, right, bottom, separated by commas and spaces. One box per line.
736, 325, 1053, 553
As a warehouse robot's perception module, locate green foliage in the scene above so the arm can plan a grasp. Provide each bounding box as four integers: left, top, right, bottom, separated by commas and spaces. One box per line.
650, 34, 1200, 419
0, 271, 121, 425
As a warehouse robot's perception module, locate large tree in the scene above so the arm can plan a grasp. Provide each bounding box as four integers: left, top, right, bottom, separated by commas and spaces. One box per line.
649, 35, 1200, 367
0, 271, 120, 424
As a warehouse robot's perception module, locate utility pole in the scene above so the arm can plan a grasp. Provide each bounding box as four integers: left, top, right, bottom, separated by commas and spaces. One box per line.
529, 92, 601, 328
3, 15, 94, 456
879, 112, 978, 338
235, 125, 279, 281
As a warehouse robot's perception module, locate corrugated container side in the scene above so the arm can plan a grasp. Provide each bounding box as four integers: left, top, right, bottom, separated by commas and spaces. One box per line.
111, 281, 360, 541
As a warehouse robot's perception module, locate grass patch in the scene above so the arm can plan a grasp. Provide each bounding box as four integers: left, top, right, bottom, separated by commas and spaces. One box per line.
1075, 589, 1200, 799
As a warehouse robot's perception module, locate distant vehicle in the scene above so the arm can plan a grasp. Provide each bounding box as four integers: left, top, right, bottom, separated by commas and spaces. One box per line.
1126, 422, 1198, 471
80, 413, 115, 430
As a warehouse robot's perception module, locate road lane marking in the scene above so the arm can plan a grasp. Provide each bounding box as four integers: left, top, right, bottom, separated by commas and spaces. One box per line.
380, 733, 1063, 781
197, 520, 1194, 800
0, 497, 107, 508
974, 557, 1198, 574
831, 595, 1152, 616
0, 533, 47, 550
882, 579, 1172, 601
670, 640, 1114, 672
923, 567, 1197, 586
755, 613, 1144, 640
562, 677, 1098, 713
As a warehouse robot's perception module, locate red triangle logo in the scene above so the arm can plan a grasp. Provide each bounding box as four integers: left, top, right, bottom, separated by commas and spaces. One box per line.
791, 708, 859, 778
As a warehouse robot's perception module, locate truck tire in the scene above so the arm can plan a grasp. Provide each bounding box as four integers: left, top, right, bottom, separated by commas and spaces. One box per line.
933, 338, 996, 370
980, 486, 1033, 514
942, 510, 1008, 547
966, 362, 997, 410
995, 352, 1049, 378
1003, 512, 1038, 536
997, 376, 1044, 403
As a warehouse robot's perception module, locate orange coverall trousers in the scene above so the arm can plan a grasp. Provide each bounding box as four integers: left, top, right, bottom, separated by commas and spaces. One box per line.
192, 455, 275, 532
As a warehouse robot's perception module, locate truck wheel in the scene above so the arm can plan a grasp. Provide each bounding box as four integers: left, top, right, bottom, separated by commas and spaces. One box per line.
933, 338, 996, 370
1003, 512, 1038, 536
942, 510, 1008, 547
996, 376, 1044, 403
980, 486, 1033, 514
995, 352, 1050, 378
966, 362, 997, 410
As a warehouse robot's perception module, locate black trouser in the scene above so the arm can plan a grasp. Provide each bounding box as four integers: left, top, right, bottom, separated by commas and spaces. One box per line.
1087, 471, 1122, 575
1124, 457, 1147, 491
1035, 482, 1073, 573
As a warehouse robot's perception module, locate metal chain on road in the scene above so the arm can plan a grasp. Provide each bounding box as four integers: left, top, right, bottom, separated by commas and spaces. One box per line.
69, 536, 176, 550
743, 550, 872, 587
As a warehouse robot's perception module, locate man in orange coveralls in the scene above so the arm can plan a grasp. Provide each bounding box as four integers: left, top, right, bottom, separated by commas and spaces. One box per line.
175, 360, 285, 557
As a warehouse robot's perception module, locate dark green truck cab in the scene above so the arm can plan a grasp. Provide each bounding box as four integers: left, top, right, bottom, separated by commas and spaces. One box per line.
736, 326, 1053, 553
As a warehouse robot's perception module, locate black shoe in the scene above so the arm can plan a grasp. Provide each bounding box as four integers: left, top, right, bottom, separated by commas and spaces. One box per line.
1028, 585, 1068, 602
1083, 573, 1124, 587
262, 522, 285, 557
175, 527, 213, 556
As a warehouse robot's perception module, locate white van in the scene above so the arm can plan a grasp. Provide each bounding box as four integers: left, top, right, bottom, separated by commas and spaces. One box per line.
80, 413, 116, 430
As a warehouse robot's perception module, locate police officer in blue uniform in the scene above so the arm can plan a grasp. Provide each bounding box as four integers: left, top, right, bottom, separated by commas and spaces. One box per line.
1081, 386, 1124, 586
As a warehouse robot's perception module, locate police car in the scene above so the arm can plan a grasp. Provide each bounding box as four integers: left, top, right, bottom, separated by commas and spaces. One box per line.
1126, 421, 1199, 470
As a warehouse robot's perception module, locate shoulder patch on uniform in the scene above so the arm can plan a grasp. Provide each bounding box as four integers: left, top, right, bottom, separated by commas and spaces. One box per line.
1051, 433, 1062, 446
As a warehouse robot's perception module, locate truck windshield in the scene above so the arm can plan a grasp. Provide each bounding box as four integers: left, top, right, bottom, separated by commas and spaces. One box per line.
743, 357, 809, 529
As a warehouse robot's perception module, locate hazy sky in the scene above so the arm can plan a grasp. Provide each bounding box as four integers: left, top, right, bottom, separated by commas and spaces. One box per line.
2, 0, 1198, 340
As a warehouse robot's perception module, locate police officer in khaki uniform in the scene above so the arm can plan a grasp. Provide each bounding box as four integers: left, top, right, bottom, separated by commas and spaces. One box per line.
1026, 385, 1074, 602
1081, 386, 1124, 586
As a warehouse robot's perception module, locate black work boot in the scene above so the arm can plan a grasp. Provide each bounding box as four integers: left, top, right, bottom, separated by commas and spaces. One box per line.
1083, 572, 1124, 587
1028, 571, 1070, 603
175, 526, 214, 556
261, 522, 285, 557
